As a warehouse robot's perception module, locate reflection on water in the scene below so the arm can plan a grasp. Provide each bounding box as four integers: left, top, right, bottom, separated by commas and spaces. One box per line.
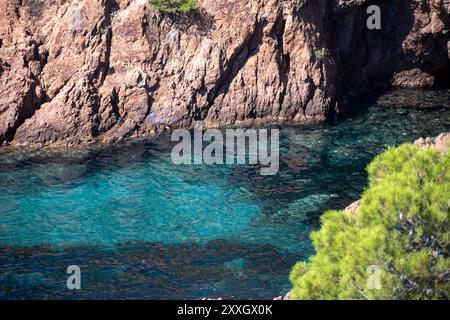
0, 89, 449, 299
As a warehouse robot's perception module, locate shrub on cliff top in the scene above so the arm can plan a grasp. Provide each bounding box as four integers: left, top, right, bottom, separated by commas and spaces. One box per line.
149, 0, 199, 13
290, 143, 450, 299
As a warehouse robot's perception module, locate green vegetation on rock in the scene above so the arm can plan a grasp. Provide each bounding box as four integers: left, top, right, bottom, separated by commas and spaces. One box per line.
149, 0, 199, 13
315, 48, 326, 61
290, 143, 450, 300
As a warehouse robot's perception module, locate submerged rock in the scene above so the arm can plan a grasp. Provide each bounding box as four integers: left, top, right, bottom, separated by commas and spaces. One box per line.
0, 0, 449, 146
377, 89, 450, 109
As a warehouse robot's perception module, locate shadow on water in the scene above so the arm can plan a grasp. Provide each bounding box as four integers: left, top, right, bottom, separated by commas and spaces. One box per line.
0, 239, 300, 300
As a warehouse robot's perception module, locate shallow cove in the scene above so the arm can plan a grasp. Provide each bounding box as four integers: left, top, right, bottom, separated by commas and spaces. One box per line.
0, 89, 449, 299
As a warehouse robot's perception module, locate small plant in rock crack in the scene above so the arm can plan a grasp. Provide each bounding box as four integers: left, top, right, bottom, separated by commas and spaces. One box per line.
315, 48, 327, 62
149, 0, 199, 13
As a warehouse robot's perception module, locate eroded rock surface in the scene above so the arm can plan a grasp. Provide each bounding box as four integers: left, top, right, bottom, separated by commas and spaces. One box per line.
415, 131, 450, 154
0, 0, 449, 145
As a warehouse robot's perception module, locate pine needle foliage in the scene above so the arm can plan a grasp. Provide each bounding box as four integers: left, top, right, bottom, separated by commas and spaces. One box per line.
290, 144, 450, 300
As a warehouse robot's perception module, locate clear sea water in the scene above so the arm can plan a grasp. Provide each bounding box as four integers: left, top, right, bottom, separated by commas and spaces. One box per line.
0, 90, 449, 299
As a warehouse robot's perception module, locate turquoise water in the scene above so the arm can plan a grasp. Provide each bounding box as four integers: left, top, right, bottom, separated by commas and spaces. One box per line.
0, 90, 449, 299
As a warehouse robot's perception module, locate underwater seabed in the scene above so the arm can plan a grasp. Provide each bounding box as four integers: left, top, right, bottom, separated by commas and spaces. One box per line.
0, 89, 449, 299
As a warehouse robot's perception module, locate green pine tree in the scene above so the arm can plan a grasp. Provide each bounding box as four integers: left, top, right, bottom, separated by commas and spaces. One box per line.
290, 143, 450, 300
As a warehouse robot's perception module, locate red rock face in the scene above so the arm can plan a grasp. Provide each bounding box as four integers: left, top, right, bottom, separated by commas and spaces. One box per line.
0, 0, 449, 146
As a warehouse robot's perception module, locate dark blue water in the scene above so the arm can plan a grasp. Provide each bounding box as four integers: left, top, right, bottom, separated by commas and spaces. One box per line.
0, 90, 449, 299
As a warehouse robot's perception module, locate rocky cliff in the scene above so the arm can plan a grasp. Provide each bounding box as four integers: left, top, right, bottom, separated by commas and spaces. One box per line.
0, 0, 449, 146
